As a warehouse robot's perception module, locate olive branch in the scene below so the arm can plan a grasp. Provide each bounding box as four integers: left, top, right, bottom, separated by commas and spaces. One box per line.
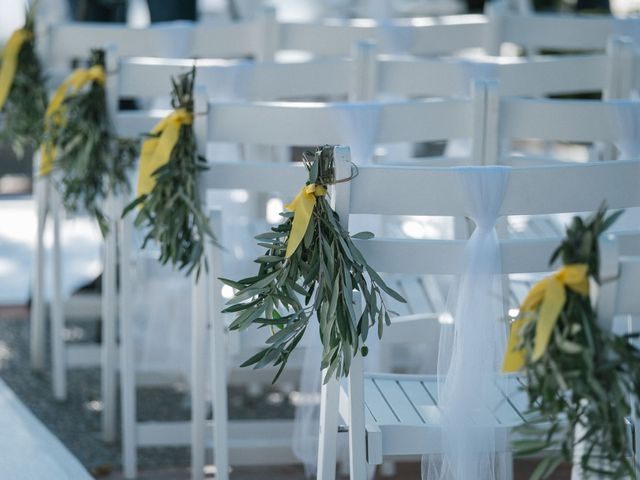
123, 68, 219, 277
47, 49, 135, 235
0, 2, 47, 158
513, 204, 640, 479
221, 146, 406, 383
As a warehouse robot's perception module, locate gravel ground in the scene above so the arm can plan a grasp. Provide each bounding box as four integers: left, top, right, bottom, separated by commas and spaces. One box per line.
0, 307, 572, 479
0, 308, 302, 478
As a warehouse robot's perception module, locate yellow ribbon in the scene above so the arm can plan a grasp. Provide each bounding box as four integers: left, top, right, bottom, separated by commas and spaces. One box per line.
502, 264, 589, 372
135, 108, 193, 197
39, 65, 106, 176
284, 183, 327, 258
0, 28, 33, 111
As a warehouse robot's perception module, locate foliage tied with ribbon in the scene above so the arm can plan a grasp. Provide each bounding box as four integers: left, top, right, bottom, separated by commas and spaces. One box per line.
0, 2, 47, 158
123, 68, 218, 277
41, 49, 136, 235
221, 146, 406, 382
503, 205, 640, 478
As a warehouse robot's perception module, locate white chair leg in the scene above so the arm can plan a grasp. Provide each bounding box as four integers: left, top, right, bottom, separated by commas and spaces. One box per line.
317, 374, 340, 480
505, 452, 514, 480
380, 461, 396, 477
119, 215, 137, 479
50, 187, 66, 401
207, 210, 229, 480
30, 175, 47, 371
348, 352, 367, 480
191, 272, 207, 480
101, 194, 118, 442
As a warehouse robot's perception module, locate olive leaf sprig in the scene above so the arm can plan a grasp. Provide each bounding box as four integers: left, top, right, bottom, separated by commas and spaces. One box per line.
123, 68, 219, 277
0, 2, 47, 158
221, 146, 406, 383
513, 205, 640, 479
46, 49, 135, 235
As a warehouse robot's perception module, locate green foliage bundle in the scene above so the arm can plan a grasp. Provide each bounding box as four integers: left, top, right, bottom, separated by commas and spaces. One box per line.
123, 68, 218, 277
0, 3, 47, 158
46, 49, 135, 235
221, 146, 406, 382
514, 205, 640, 479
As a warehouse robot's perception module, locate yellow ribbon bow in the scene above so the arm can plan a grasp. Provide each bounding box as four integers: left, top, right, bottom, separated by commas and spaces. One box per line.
136, 108, 193, 197
284, 183, 327, 258
502, 264, 589, 373
39, 65, 107, 176
0, 28, 33, 111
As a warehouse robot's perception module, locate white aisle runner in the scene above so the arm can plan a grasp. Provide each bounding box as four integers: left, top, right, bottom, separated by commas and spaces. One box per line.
0, 378, 92, 479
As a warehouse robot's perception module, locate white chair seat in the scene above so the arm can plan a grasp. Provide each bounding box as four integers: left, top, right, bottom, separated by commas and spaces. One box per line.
339, 373, 528, 461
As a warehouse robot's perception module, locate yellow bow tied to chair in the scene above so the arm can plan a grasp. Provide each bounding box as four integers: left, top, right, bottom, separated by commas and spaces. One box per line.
284, 183, 327, 258
39, 65, 107, 176
501, 263, 590, 373
0, 28, 33, 111
136, 108, 193, 197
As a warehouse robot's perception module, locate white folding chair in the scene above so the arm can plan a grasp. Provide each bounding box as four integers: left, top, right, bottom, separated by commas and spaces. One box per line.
113, 82, 486, 477
30, 3, 282, 378
485, 2, 640, 56
597, 232, 640, 476
314, 147, 640, 478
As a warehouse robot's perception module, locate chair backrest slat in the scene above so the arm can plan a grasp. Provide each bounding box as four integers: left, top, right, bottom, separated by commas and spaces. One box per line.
496, 12, 626, 51
202, 160, 640, 217
352, 236, 561, 275
206, 99, 473, 145
499, 98, 622, 143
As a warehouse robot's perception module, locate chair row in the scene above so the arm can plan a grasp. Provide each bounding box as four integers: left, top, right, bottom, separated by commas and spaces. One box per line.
37, 3, 640, 70
36, 25, 640, 411
104, 70, 640, 478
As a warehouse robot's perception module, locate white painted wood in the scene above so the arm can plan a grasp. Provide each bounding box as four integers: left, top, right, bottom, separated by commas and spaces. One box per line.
50, 186, 66, 401
118, 213, 138, 479
316, 145, 640, 470
203, 160, 640, 217
499, 98, 626, 144
0, 379, 92, 479
119, 52, 608, 102
66, 344, 102, 367
135, 419, 296, 462
350, 40, 377, 102
498, 13, 636, 52
30, 173, 47, 372
318, 375, 340, 480
207, 209, 230, 480
191, 270, 207, 480
257, 5, 278, 61
348, 346, 368, 480
100, 193, 117, 443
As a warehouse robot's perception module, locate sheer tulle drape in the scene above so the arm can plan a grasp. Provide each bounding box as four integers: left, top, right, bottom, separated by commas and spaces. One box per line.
424, 166, 510, 480
614, 19, 640, 47
339, 103, 382, 165
612, 100, 640, 160
445, 61, 498, 158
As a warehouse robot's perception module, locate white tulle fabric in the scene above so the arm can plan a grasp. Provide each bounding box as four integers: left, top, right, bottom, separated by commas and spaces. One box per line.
132, 254, 191, 378
424, 166, 510, 480
338, 102, 382, 165
150, 21, 195, 58
614, 18, 640, 47
338, 102, 385, 235
364, 0, 415, 54
612, 100, 640, 160
445, 60, 498, 158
